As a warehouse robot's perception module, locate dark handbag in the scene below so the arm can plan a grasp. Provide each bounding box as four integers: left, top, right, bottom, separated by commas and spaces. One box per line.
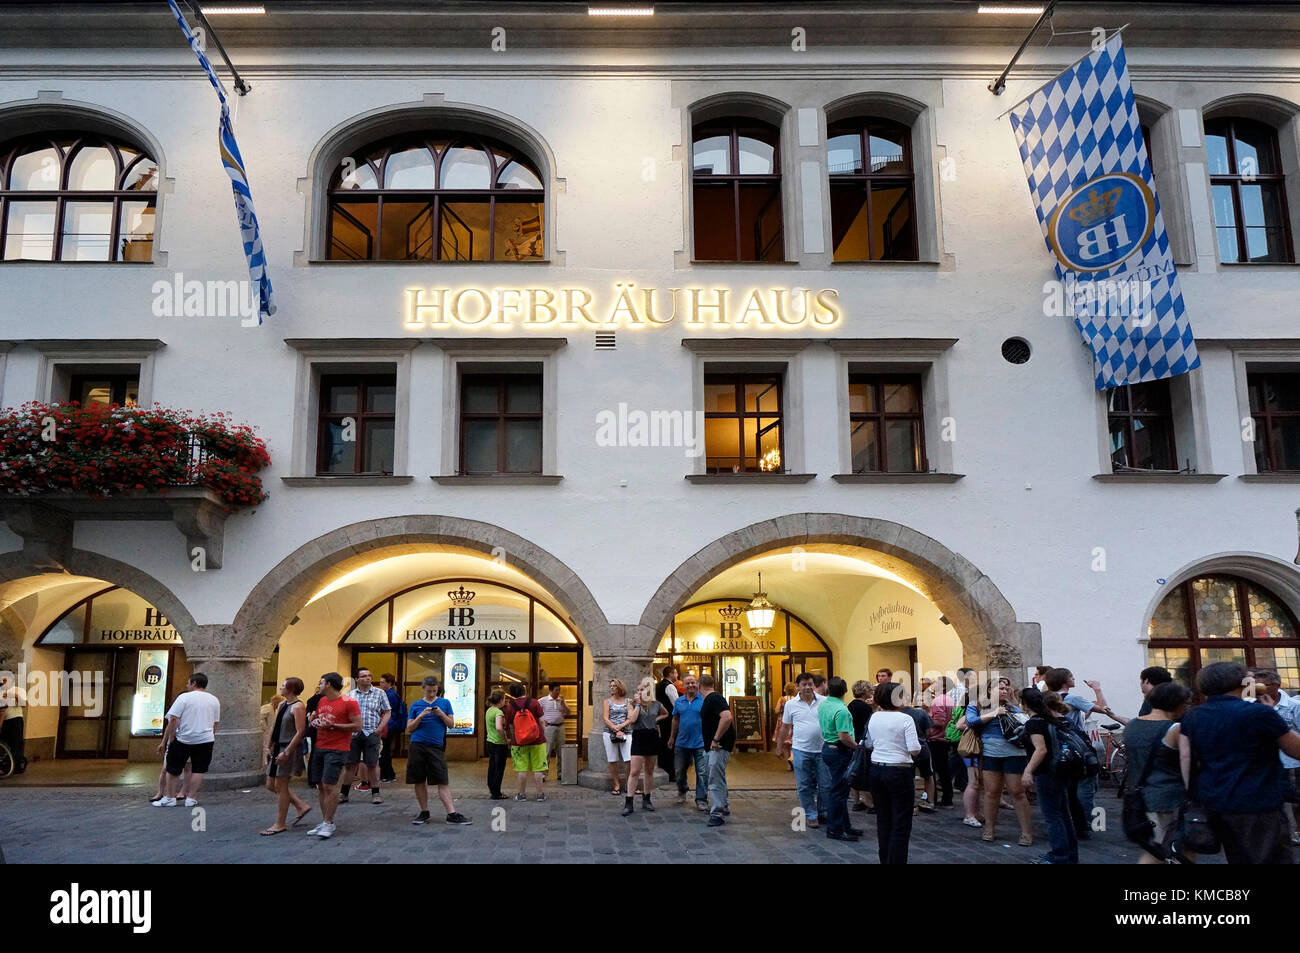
846, 741, 872, 790
998, 711, 1027, 748
1121, 730, 1168, 845
1175, 731, 1222, 856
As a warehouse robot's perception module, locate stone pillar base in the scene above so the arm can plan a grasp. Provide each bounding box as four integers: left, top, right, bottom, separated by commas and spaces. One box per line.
194, 769, 266, 791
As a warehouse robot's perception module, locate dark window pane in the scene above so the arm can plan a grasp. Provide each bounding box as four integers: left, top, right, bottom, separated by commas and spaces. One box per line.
827, 133, 863, 175
463, 420, 499, 473
324, 383, 358, 413
380, 201, 436, 260
1127, 381, 1171, 414
882, 380, 921, 413
328, 201, 376, 260
737, 135, 775, 175
1204, 128, 1231, 176
1254, 423, 1271, 472
1233, 119, 1279, 176
738, 182, 783, 261
1269, 418, 1300, 471
1106, 386, 1129, 412
1108, 417, 1130, 469
692, 134, 730, 175
885, 419, 922, 472
704, 382, 736, 413
831, 182, 870, 261
871, 181, 915, 260
363, 420, 395, 473
506, 379, 542, 413
1259, 374, 1300, 412
463, 381, 498, 413
366, 384, 396, 414
1131, 416, 1176, 470
1246, 227, 1287, 263
494, 201, 544, 261
504, 420, 542, 472
693, 181, 737, 260
851, 420, 880, 472
438, 200, 488, 261
321, 422, 356, 473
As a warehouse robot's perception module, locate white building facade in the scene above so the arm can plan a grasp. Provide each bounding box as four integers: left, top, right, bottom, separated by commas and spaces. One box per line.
1, 1, 1299, 786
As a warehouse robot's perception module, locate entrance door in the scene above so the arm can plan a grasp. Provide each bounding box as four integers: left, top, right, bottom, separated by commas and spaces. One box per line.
59, 649, 132, 758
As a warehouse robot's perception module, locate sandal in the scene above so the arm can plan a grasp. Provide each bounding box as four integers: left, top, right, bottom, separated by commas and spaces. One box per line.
292, 807, 312, 827
981, 830, 995, 842
610, 788, 622, 797
1018, 833, 1034, 847
259, 828, 285, 836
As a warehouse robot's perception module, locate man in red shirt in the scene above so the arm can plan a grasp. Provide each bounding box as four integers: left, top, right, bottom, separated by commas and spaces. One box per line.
306, 672, 362, 839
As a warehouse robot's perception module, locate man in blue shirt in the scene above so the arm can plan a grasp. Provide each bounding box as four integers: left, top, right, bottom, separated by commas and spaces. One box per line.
406, 676, 471, 826
667, 674, 708, 810
1180, 662, 1300, 864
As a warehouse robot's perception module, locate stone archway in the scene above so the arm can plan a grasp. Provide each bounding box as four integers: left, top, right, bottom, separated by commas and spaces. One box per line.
234, 515, 611, 660
632, 514, 1041, 673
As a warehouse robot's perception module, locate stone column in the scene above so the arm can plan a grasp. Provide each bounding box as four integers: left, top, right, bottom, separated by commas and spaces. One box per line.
578, 653, 668, 791
183, 624, 266, 790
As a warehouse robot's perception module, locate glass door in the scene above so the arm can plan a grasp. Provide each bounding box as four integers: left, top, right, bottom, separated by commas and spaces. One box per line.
58, 649, 113, 757
108, 652, 135, 757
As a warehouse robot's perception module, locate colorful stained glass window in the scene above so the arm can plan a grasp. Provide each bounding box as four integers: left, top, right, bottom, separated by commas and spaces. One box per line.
1147, 585, 1187, 640
1248, 585, 1297, 639
1190, 577, 1241, 639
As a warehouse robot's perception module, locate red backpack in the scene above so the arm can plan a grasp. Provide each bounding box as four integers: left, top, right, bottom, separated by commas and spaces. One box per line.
511, 697, 544, 746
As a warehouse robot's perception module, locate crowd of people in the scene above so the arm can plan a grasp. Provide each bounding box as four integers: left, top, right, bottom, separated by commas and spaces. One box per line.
138, 658, 1300, 862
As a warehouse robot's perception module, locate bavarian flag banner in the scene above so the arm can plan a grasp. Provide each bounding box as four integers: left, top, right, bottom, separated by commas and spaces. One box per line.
166, 0, 276, 322
1009, 33, 1197, 389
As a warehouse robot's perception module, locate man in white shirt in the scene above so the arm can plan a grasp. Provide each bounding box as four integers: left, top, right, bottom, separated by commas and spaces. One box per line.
152, 673, 221, 807
538, 683, 570, 780
776, 672, 828, 829
0, 673, 27, 774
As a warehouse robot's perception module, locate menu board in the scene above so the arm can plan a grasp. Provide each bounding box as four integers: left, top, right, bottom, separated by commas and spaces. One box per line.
131, 649, 170, 735
444, 648, 476, 735
730, 695, 765, 748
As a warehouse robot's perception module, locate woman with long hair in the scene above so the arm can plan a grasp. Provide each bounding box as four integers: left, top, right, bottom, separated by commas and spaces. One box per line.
965, 676, 1033, 847
1020, 686, 1076, 863
602, 677, 636, 795
623, 676, 669, 815
260, 677, 310, 835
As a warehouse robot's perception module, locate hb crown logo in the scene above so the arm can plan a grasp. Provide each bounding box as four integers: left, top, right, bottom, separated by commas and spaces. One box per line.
1047, 172, 1155, 273
447, 585, 476, 626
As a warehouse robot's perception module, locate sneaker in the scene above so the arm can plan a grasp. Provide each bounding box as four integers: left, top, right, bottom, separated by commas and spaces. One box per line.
306, 822, 325, 836
852, 802, 868, 812
706, 813, 725, 827
721, 807, 730, 816
412, 811, 431, 825
825, 830, 859, 842
807, 818, 819, 829
695, 800, 709, 812
356, 782, 371, 792
371, 794, 383, 804
514, 794, 527, 801
184, 797, 198, 807
962, 817, 983, 828
535, 794, 547, 802
150, 797, 177, 807
316, 822, 336, 838
446, 813, 473, 825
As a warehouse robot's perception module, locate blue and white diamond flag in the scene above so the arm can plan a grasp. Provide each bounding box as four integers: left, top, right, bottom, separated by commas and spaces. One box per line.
166, 0, 276, 322
1009, 33, 1197, 389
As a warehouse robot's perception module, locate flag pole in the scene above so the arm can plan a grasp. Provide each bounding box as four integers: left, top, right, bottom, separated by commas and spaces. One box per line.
988, 0, 1061, 96
994, 23, 1130, 121
181, 0, 252, 96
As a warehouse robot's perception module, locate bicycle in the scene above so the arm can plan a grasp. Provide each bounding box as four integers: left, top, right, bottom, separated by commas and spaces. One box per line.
1095, 722, 1127, 794
0, 740, 14, 780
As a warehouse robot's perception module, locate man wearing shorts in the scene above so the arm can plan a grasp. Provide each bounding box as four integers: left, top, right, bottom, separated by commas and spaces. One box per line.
504, 682, 548, 801
406, 676, 471, 826
338, 667, 390, 805
306, 672, 361, 838
152, 673, 220, 807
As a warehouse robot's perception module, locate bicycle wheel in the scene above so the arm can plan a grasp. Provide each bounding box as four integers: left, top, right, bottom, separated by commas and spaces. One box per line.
0, 742, 13, 780
1109, 746, 1127, 791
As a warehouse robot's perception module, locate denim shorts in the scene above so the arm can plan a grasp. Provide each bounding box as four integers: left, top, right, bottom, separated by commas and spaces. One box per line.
980, 754, 1028, 774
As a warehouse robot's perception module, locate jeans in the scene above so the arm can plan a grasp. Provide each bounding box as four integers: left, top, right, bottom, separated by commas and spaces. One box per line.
929, 738, 954, 804
1068, 775, 1098, 833
870, 763, 915, 864
657, 719, 676, 781
792, 748, 829, 821
1035, 771, 1079, 863
486, 741, 509, 798
1212, 809, 1294, 865
379, 733, 397, 781
820, 743, 852, 835
707, 748, 731, 815
674, 747, 707, 803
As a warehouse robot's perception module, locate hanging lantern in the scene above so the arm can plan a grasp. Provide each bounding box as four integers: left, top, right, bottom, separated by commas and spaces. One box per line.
745, 571, 776, 637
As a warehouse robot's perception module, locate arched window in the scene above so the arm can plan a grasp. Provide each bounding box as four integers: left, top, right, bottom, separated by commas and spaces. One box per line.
1147, 574, 1300, 691
0, 133, 157, 262
1205, 117, 1294, 263
325, 132, 544, 261
827, 117, 917, 261
691, 120, 784, 261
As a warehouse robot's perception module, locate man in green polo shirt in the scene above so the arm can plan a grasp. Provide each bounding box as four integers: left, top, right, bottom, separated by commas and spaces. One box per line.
818, 676, 861, 842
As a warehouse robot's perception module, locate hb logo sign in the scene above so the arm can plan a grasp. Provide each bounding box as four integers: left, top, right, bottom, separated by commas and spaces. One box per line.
447, 607, 475, 626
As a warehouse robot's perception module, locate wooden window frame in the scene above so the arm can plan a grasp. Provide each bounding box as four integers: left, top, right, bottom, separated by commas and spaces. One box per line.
458, 371, 544, 475
1249, 371, 1300, 472
827, 117, 919, 262
1107, 380, 1178, 472
848, 372, 928, 473
691, 121, 784, 262
1205, 117, 1295, 264
316, 372, 397, 476
0, 134, 158, 263
68, 371, 140, 408
703, 372, 784, 474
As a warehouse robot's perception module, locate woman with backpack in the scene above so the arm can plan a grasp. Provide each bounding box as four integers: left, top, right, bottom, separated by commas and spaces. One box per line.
965, 676, 1034, 847
378, 674, 406, 784
1020, 687, 1077, 863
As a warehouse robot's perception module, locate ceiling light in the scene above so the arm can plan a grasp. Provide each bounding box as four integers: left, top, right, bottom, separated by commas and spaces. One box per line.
588, 6, 655, 16
200, 4, 267, 14
978, 4, 1045, 13
744, 572, 777, 638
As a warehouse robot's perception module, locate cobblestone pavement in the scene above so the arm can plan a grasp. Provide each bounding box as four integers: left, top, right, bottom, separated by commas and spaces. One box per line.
0, 781, 1194, 864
